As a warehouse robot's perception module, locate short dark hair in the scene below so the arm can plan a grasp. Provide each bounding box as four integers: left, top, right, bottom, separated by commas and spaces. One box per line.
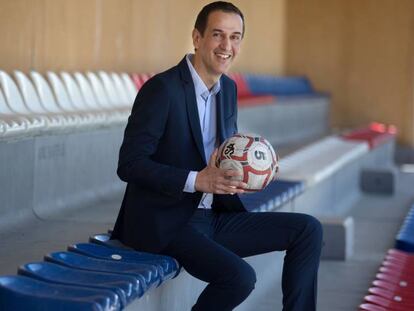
194, 1, 245, 37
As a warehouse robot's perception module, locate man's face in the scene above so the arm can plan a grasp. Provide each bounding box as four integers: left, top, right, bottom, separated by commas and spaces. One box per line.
193, 10, 243, 83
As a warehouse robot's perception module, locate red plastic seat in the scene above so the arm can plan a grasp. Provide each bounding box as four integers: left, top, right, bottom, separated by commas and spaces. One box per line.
341, 122, 397, 149
364, 294, 412, 310
359, 303, 388, 311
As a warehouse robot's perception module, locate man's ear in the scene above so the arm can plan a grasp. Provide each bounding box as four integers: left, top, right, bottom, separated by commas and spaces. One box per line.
192, 28, 201, 50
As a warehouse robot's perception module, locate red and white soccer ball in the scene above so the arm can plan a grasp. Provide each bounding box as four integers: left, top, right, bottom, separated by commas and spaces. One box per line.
216, 133, 279, 192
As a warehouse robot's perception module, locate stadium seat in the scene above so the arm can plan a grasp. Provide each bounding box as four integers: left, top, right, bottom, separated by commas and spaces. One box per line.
245, 74, 314, 96
68, 242, 179, 281
239, 180, 304, 212
86, 72, 130, 121
131, 73, 151, 90
45, 251, 161, 291
97, 71, 127, 109
342, 122, 397, 149
60, 72, 107, 125
0, 70, 47, 133
18, 261, 144, 307
119, 72, 138, 102
364, 294, 413, 310
395, 204, 414, 252
14, 71, 64, 130
110, 72, 133, 106
30, 71, 81, 128
0, 275, 121, 311
47, 72, 98, 126
0, 88, 28, 137
359, 303, 388, 311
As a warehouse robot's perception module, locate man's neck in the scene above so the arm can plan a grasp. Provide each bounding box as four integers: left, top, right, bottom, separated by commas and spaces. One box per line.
191, 54, 220, 90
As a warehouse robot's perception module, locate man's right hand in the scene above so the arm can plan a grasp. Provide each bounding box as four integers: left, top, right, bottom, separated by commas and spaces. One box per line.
195, 149, 247, 194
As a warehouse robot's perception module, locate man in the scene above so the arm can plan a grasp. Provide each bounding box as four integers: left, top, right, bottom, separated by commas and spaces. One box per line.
112, 2, 322, 310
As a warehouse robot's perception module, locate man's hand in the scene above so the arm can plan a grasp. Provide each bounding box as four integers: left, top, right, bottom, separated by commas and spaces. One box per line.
195, 149, 247, 194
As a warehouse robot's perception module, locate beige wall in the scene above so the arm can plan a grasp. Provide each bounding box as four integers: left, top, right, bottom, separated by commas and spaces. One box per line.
286, 0, 414, 146
0, 0, 286, 74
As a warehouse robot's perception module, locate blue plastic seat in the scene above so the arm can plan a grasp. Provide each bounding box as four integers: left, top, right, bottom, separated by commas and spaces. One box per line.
69, 242, 180, 280
245, 74, 314, 96
240, 180, 304, 212
0, 275, 120, 311
19, 261, 144, 307
45, 251, 160, 291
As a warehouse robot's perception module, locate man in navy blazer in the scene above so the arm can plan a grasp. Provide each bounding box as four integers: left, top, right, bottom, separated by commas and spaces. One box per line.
112, 2, 322, 310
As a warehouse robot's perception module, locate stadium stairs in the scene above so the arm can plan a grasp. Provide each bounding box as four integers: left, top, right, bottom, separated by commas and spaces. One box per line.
0, 70, 399, 310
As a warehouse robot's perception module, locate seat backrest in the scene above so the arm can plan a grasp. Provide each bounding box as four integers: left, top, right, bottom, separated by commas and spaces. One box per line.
0, 86, 14, 114
0, 70, 31, 114
97, 71, 123, 108
73, 72, 101, 110
86, 72, 113, 110
110, 73, 131, 106
30, 71, 62, 114
120, 73, 138, 102
47, 71, 77, 112
60, 72, 88, 111
14, 71, 47, 114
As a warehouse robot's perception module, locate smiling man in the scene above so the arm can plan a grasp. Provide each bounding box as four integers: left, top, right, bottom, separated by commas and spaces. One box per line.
112, 2, 323, 310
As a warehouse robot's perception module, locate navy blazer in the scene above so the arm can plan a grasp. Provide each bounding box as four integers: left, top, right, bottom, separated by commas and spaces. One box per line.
112, 57, 246, 253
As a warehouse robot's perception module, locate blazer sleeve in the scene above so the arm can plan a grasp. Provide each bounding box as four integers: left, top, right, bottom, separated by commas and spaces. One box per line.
117, 77, 189, 199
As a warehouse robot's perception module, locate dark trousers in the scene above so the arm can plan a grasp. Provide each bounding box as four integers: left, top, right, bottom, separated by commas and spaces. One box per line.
160, 209, 323, 311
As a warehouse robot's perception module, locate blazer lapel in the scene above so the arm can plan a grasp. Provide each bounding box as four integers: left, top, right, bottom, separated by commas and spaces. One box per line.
179, 58, 206, 164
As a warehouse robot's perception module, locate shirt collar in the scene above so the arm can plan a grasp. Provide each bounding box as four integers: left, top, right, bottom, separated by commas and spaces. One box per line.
186, 54, 221, 101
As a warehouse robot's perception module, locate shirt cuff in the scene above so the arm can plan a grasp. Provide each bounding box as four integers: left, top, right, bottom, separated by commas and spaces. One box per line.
183, 171, 198, 193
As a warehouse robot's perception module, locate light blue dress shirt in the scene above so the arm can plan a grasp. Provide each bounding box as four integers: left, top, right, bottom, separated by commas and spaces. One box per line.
183, 54, 221, 209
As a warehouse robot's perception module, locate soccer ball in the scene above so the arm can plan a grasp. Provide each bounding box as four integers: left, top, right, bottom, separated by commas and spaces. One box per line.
216, 133, 279, 192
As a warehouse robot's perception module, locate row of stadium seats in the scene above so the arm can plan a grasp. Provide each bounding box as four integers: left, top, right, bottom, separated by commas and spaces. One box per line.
0, 70, 325, 139
0, 70, 138, 138
359, 203, 414, 311
0, 234, 180, 310
228, 73, 319, 107
0, 123, 397, 310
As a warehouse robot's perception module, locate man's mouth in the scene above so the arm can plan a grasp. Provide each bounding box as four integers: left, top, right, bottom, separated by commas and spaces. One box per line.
215, 52, 232, 60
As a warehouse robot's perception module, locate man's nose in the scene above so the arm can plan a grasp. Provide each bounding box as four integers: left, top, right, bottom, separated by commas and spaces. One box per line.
220, 36, 232, 51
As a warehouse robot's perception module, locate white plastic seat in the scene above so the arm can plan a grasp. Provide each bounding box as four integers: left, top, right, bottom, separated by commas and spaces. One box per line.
278, 136, 369, 186
0, 88, 28, 137
86, 72, 128, 123
120, 73, 138, 103
97, 71, 125, 109
0, 70, 46, 134
30, 71, 80, 128
110, 72, 132, 107
74, 72, 128, 124
14, 71, 64, 129
85, 72, 114, 110
60, 72, 106, 125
